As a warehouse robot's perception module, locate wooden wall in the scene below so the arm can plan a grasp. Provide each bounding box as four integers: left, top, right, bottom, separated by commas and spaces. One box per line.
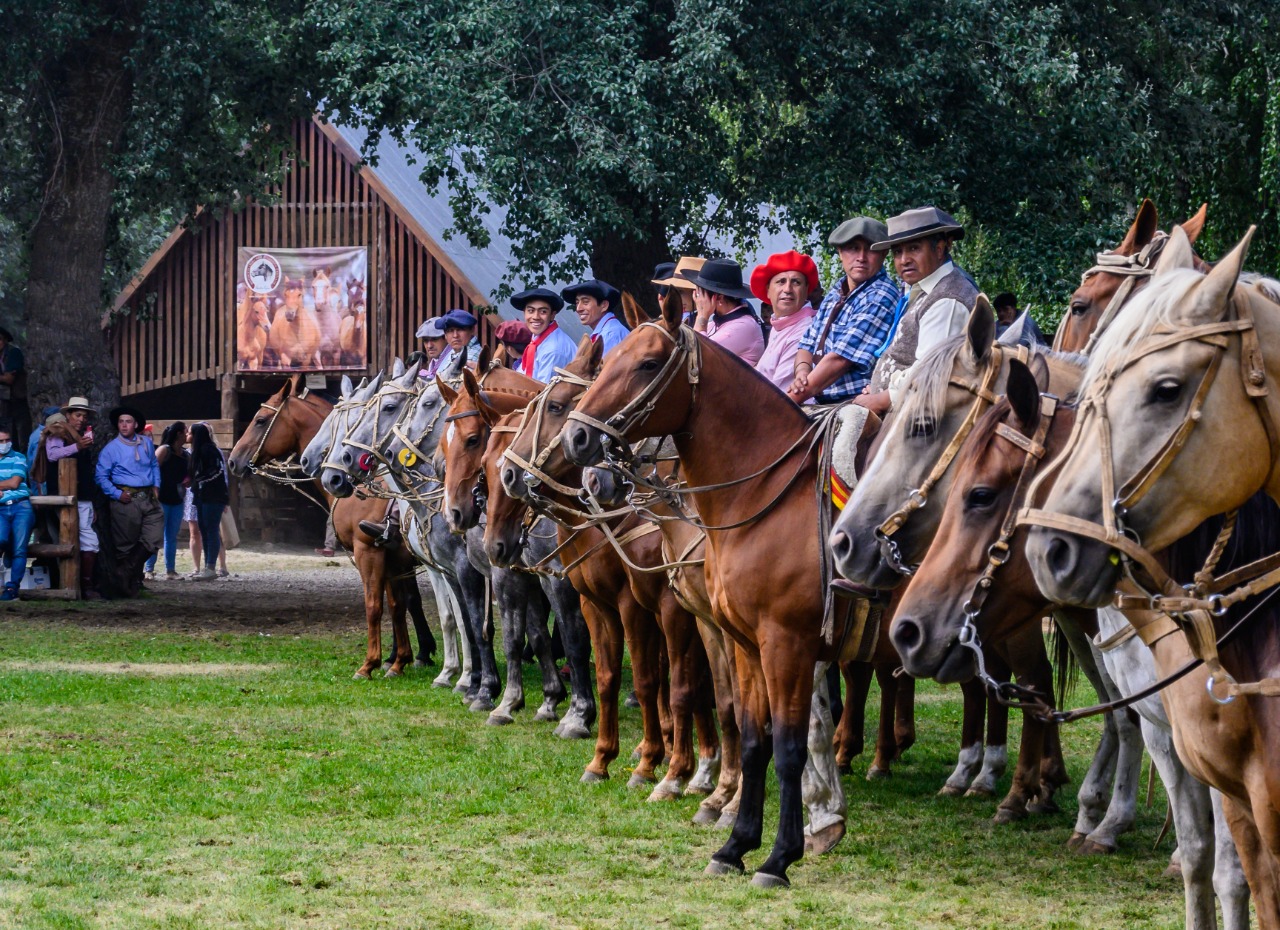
113, 117, 494, 399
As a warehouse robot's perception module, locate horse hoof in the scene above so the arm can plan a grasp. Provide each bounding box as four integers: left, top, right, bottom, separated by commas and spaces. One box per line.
804, 821, 846, 857
353, 670, 371, 681
627, 771, 657, 790
685, 782, 713, 797
469, 697, 495, 713
580, 769, 608, 784
1075, 838, 1117, 856
486, 713, 514, 726
413, 659, 428, 669
557, 722, 591, 741
1026, 798, 1060, 815
452, 682, 469, 695
704, 859, 743, 877
1066, 832, 1087, 851
692, 805, 722, 826
431, 679, 453, 689
647, 781, 683, 802
992, 806, 1027, 825
534, 708, 559, 723
1162, 861, 1183, 880
964, 785, 996, 799
937, 784, 966, 798
866, 766, 889, 781
750, 871, 790, 889
384, 667, 401, 679
715, 810, 738, 830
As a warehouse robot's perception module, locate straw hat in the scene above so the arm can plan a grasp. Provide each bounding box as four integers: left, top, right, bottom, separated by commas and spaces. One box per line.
652, 256, 707, 292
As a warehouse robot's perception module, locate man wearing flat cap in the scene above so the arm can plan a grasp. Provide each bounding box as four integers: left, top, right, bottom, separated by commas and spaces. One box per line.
861, 206, 979, 412
414, 317, 449, 380
437, 309, 483, 373
563, 279, 628, 357
512, 287, 578, 382
788, 217, 900, 404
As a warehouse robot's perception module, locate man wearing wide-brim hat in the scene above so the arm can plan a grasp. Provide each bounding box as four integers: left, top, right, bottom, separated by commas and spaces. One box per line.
511, 287, 578, 382
789, 217, 902, 405
94, 403, 162, 595
562, 279, 629, 357
860, 206, 979, 413
685, 258, 765, 365
42, 397, 102, 596
652, 256, 706, 324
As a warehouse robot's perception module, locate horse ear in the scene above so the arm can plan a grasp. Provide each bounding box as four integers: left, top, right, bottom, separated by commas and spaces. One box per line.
1179, 203, 1208, 245
1027, 352, 1050, 391
341, 375, 354, 397
1155, 225, 1197, 276
492, 345, 509, 368
1117, 199, 1159, 255
1007, 359, 1041, 432
660, 285, 683, 332
461, 367, 481, 400
477, 394, 501, 427
996, 312, 1028, 347
285, 374, 301, 397
477, 344, 492, 372
392, 357, 406, 378
588, 334, 606, 377
966, 296, 996, 363
1191, 225, 1256, 318
622, 292, 647, 330
437, 375, 459, 406
405, 359, 422, 382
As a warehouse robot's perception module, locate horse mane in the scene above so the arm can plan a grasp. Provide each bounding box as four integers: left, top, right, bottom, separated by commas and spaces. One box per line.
694, 331, 810, 429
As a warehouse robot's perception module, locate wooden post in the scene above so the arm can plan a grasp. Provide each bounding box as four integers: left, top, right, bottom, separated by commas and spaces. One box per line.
26, 457, 81, 599
221, 372, 237, 421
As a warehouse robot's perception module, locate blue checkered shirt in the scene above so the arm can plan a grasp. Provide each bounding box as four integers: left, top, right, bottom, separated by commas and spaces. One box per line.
798, 270, 901, 399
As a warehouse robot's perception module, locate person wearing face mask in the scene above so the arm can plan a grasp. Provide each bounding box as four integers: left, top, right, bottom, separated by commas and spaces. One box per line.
750, 251, 820, 395
0, 421, 34, 600
95, 405, 162, 595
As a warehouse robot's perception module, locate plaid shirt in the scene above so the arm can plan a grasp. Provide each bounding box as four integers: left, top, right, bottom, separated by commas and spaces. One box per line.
798, 269, 901, 399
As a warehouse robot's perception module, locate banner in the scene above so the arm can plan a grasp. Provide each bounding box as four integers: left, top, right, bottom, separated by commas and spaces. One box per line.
236, 246, 368, 372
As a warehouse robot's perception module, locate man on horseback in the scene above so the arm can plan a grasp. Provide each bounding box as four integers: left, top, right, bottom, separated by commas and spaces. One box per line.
562, 279, 628, 356
512, 287, 577, 381
438, 309, 483, 371
414, 317, 448, 381
686, 259, 766, 365
858, 206, 979, 414
787, 217, 900, 405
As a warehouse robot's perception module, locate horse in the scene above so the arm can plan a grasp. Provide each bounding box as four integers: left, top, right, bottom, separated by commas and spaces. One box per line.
1024, 227, 1280, 920
227, 374, 442, 680
267, 278, 322, 369
559, 292, 884, 886
237, 296, 271, 370
894, 359, 1251, 927
339, 303, 366, 366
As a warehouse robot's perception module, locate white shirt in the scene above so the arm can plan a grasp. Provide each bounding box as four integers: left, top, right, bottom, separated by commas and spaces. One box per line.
888, 260, 972, 405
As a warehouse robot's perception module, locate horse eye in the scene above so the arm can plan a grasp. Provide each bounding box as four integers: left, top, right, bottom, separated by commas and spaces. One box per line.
548, 403, 564, 416
909, 418, 935, 438
1070, 301, 1088, 317
966, 487, 997, 510
466, 434, 481, 448
1149, 380, 1183, 404
255, 417, 268, 425
638, 359, 661, 373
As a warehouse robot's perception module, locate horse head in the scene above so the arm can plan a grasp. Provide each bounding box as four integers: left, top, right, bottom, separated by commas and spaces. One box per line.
442, 368, 502, 533
482, 413, 532, 566
327, 359, 422, 495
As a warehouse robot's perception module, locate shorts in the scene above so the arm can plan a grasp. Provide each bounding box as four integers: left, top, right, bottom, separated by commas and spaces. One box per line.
76, 501, 99, 553
182, 488, 197, 523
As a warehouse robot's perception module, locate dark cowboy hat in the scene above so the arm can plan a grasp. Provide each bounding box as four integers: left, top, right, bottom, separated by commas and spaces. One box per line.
681, 258, 755, 302
828, 216, 889, 248
871, 206, 965, 252
510, 287, 565, 314
108, 405, 147, 430
561, 279, 621, 309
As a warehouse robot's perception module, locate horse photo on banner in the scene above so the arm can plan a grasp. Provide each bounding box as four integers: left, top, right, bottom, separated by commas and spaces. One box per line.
236, 246, 368, 372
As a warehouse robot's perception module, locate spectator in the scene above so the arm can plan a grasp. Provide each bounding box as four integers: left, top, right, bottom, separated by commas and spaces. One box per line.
493, 320, 534, 373
0, 327, 30, 450
750, 250, 820, 395
145, 422, 189, 580
94, 405, 162, 594
0, 419, 34, 601
41, 397, 100, 598
187, 422, 229, 582
788, 216, 899, 405
562, 280, 628, 356
686, 259, 766, 365
651, 257, 706, 325
26, 405, 62, 471
183, 425, 229, 578
993, 292, 1045, 346
511, 287, 577, 382
651, 262, 676, 302
414, 317, 448, 381
437, 310, 483, 372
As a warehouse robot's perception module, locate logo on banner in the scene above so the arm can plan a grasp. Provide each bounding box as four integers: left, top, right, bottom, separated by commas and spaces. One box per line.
244, 253, 283, 294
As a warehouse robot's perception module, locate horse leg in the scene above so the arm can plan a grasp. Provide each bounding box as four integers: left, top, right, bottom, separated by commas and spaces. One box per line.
542, 577, 594, 740
708, 646, 771, 878
621, 600, 665, 788
649, 596, 707, 801
991, 641, 1054, 824
353, 545, 386, 680
1074, 643, 1143, 853
694, 618, 740, 827
454, 549, 501, 712
836, 661, 872, 773
403, 576, 437, 668
488, 569, 533, 725
1212, 789, 1252, 930
580, 597, 623, 782
801, 661, 847, 857
524, 583, 566, 724
867, 663, 897, 779
425, 567, 463, 688
941, 678, 988, 796
968, 649, 1011, 798
383, 575, 412, 678
1223, 795, 1280, 930
893, 669, 915, 756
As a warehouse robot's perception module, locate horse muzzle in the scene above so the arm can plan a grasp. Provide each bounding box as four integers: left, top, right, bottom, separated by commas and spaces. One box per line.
561, 422, 602, 467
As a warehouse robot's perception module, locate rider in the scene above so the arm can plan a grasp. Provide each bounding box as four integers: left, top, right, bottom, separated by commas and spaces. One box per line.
562, 279, 628, 356
512, 287, 578, 381
685, 258, 765, 365
749, 249, 820, 393
651, 256, 706, 326
437, 309, 483, 372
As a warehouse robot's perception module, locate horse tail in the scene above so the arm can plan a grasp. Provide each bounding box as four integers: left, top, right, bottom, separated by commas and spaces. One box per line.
1048, 615, 1079, 710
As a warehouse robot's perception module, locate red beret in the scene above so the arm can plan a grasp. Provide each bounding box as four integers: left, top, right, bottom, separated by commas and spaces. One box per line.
493, 319, 533, 346
750, 250, 820, 302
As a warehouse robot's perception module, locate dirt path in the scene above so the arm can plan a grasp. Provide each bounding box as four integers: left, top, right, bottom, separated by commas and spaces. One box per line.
0, 543, 385, 635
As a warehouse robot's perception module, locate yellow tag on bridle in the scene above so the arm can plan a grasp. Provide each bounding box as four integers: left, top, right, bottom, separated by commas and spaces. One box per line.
398, 448, 418, 468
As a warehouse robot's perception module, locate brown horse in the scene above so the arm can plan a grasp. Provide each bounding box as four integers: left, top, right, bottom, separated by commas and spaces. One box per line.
228, 375, 436, 679
559, 293, 877, 886
237, 296, 270, 370
267, 279, 322, 369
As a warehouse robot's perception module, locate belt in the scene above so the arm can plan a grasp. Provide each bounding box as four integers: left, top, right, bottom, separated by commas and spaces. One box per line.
116, 485, 153, 495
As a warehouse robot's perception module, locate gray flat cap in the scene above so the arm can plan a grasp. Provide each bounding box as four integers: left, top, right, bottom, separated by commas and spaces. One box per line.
828, 216, 889, 247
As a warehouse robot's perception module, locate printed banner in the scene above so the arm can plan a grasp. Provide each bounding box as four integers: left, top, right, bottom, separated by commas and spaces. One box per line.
236, 246, 368, 372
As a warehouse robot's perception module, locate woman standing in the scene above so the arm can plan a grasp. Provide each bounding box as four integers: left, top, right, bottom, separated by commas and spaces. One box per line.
187, 423, 229, 582
146, 422, 189, 580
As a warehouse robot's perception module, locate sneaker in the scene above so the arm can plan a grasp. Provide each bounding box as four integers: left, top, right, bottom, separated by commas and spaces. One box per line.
165, 571, 180, 581
144, 571, 156, 581
217, 568, 230, 578
0, 582, 17, 601
193, 567, 217, 581
314, 547, 336, 558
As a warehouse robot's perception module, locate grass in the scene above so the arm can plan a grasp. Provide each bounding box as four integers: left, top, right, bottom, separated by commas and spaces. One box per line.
0, 620, 1185, 929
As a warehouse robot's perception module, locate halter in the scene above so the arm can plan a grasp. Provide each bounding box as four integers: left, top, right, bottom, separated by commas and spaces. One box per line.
874, 342, 1030, 575
1019, 285, 1280, 703
501, 367, 596, 502
341, 382, 424, 475
1053, 233, 1169, 354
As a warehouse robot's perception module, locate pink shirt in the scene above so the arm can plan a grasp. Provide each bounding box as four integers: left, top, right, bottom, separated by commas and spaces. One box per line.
706, 306, 765, 365
754, 304, 815, 392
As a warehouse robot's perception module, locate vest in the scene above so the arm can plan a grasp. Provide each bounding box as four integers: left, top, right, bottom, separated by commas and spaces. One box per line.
870, 268, 979, 392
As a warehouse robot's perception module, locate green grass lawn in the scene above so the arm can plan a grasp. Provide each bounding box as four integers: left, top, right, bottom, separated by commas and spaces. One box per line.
0, 620, 1185, 929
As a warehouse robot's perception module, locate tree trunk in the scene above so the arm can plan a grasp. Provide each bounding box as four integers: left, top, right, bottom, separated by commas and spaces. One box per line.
589, 201, 670, 321
23, 23, 134, 421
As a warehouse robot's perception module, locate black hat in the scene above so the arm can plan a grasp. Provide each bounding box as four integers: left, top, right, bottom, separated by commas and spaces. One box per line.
652, 262, 676, 282
108, 405, 147, 430
681, 258, 755, 302
562, 279, 620, 309
511, 287, 565, 314
0, 326, 14, 343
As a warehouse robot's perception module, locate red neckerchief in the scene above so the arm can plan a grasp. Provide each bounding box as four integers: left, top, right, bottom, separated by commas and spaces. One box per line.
520, 322, 559, 374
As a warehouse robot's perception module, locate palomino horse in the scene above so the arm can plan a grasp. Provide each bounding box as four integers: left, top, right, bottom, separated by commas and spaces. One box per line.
560, 295, 876, 887
227, 375, 439, 679
267, 279, 322, 368
237, 296, 270, 370
1025, 228, 1280, 921
892, 360, 1250, 928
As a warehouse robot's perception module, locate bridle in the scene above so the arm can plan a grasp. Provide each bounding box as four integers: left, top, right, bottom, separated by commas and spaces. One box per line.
1053, 232, 1169, 355
874, 342, 1030, 576
502, 368, 598, 504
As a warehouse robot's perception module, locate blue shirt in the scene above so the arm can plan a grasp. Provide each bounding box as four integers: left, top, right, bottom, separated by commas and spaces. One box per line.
591, 312, 630, 357
528, 325, 579, 383
438, 338, 483, 373
0, 450, 30, 505
95, 435, 160, 500
799, 269, 901, 399
25, 426, 42, 467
